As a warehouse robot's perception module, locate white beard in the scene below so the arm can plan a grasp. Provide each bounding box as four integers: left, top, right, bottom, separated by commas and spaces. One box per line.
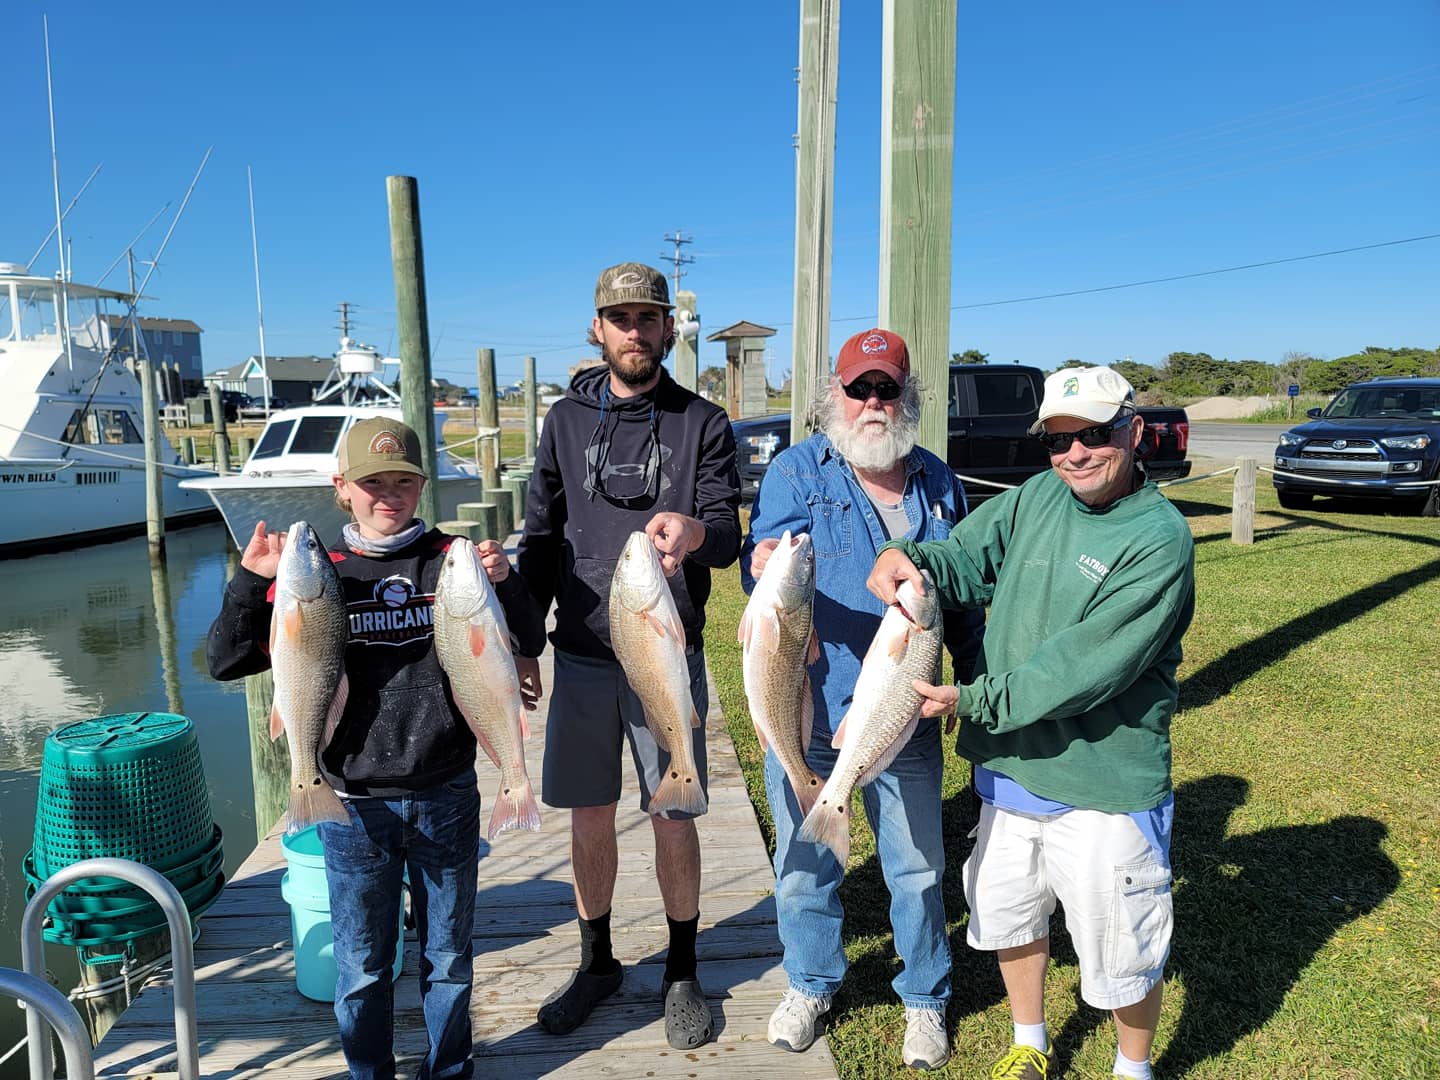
824, 406, 917, 472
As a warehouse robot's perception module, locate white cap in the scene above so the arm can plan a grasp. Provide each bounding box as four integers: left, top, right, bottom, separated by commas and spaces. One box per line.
1029, 366, 1137, 435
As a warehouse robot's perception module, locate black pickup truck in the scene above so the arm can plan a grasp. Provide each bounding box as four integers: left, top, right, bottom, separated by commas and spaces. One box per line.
733, 363, 1191, 504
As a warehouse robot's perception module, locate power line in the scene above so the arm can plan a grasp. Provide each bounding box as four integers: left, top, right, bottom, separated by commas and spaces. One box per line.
661, 229, 696, 300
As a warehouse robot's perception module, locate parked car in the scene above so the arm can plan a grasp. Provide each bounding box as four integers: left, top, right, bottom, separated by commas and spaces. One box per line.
733, 364, 1191, 505
1272, 376, 1440, 516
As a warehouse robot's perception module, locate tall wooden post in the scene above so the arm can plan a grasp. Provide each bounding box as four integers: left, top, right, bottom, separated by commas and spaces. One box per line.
386, 175, 439, 526
675, 289, 699, 392
524, 355, 538, 463
1232, 456, 1257, 544
791, 0, 840, 448
879, 0, 957, 458
139, 356, 166, 551
209, 382, 230, 473
476, 348, 500, 489
245, 670, 288, 842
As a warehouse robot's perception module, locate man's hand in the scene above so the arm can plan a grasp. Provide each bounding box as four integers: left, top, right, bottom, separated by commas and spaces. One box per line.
515, 656, 543, 712
866, 547, 925, 606
749, 537, 781, 580
645, 512, 705, 577
913, 679, 960, 732
477, 539, 510, 584
240, 520, 286, 579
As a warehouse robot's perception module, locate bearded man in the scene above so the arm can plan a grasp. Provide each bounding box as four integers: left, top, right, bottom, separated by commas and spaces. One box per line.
516, 262, 741, 1050
740, 328, 984, 1071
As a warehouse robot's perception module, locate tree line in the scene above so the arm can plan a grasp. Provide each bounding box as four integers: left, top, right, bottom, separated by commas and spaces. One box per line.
952, 346, 1440, 401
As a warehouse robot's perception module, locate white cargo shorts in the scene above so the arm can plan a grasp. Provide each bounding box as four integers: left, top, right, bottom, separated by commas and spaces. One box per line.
962, 802, 1173, 1010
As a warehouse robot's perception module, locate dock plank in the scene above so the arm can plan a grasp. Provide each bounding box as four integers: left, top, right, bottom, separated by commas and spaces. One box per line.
93, 653, 835, 1078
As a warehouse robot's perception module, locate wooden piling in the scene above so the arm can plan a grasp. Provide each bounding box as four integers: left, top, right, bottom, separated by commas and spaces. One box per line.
483, 488, 514, 537
455, 502, 499, 544
503, 473, 529, 532
235, 435, 254, 465
1232, 456, 1257, 545
139, 357, 165, 551
209, 383, 231, 473
386, 175, 440, 526
181, 435, 197, 465
76, 930, 173, 1046
476, 348, 501, 491
244, 671, 288, 843
523, 356, 538, 463
436, 518, 483, 544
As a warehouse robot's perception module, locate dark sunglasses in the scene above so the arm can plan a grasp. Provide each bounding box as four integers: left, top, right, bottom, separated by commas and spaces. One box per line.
842, 378, 902, 402
1036, 422, 1121, 453
585, 389, 662, 505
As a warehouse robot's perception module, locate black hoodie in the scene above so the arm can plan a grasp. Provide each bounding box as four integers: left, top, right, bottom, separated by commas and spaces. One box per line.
517, 364, 741, 659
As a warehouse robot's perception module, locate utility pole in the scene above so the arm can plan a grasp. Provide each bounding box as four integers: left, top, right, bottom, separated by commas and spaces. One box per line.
336, 300, 352, 340
660, 230, 695, 306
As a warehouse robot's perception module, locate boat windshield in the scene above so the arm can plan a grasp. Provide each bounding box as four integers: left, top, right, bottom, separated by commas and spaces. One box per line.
252, 420, 295, 460
291, 415, 347, 454
61, 407, 143, 445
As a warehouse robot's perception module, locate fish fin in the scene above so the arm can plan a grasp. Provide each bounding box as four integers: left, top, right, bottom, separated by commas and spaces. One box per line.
649, 764, 708, 817
886, 624, 911, 662
518, 708, 531, 741
790, 766, 823, 818
799, 673, 815, 751
474, 728, 503, 772
796, 789, 851, 864
284, 604, 303, 641
691, 703, 702, 730
856, 712, 922, 789
665, 608, 688, 649
284, 776, 349, 836
487, 776, 542, 839
269, 704, 284, 741
806, 628, 821, 667
830, 714, 849, 750
643, 610, 668, 637
751, 720, 770, 753
737, 607, 749, 646
469, 621, 487, 657
320, 673, 349, 750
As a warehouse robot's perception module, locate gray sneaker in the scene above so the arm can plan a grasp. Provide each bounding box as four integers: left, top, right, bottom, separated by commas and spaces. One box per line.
767, 987, 832, 1052
903, 1006, 950, 1070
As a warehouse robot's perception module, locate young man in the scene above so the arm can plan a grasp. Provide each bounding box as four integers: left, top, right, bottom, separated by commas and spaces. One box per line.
741, 328, 983, 1071
515, 262, 741, 1050
867, 366, 1195, 1080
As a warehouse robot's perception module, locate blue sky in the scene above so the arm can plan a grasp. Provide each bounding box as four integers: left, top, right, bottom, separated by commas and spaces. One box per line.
6, 2, 1437, 390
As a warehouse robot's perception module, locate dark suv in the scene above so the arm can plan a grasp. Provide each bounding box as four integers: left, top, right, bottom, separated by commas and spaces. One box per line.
1272, 377, 1440, 516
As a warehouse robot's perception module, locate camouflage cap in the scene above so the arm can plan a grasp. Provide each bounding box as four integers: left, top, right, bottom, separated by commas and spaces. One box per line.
594, 262, 673, 311
337, 416, 425, 482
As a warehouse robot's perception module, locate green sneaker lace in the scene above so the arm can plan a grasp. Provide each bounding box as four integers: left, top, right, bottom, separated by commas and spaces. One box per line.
991, 1043, 1052, 1079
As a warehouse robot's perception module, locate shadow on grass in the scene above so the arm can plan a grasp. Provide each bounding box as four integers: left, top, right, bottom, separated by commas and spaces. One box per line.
1178, 555, 1440, 711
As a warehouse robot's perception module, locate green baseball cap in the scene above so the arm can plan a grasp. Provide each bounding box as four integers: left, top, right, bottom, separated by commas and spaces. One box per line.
594, 262, 673, 311
337, 416, 425, 481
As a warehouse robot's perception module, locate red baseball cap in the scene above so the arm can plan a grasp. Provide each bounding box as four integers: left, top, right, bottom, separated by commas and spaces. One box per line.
836, 328, 909, 385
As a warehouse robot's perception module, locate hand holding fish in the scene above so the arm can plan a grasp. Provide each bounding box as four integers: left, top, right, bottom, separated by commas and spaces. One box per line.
866, 547, 927, 607
476, 538, 510, 583
241, 520, 287, 579
645, 511, 705, 577
515, 655, 543, 711
749, 537, 780, 579
913, 678, 960, 733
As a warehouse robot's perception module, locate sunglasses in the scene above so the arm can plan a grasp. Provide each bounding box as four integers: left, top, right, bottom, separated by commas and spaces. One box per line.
1036, 422, 1122, 453
585, 389, 662, 505
842, 378, 902, 402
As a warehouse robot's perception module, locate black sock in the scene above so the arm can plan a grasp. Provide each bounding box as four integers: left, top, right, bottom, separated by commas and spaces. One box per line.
579, 911, 619, 975
663, 913, 699, 984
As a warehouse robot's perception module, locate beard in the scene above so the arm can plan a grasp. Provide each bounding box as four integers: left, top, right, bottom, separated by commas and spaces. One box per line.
604, 340, 664, 389
819, 389, 920, 472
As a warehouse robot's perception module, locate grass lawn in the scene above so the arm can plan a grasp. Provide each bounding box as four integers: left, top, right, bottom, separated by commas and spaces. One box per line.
705, 478, 1439, 1078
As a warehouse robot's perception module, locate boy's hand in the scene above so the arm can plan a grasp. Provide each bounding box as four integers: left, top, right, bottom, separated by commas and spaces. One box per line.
477, 539, 510, 583
240, 520, 285, 579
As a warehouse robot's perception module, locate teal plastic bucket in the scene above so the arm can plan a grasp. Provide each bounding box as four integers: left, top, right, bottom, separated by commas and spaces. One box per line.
280, 827, 404, 1002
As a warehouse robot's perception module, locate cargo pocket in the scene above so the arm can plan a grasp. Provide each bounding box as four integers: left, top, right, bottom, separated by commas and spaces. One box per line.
1104, 859, 1173, 980
959, 822, 982, 913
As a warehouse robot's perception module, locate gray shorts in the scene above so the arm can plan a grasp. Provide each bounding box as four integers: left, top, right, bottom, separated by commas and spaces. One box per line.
543, 646, 710, 819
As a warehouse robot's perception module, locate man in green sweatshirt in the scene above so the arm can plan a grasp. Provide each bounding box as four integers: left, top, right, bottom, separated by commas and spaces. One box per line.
867, 366, 1194, 1080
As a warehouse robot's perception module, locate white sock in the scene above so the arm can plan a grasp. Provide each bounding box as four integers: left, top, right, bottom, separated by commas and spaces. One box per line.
1014, 1021, 1048, 1053
1113, 1048, 1152, 1079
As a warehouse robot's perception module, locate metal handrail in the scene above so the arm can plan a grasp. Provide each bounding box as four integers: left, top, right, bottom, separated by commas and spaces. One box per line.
22, 859, 200, 1080
0, 969, 94, 1080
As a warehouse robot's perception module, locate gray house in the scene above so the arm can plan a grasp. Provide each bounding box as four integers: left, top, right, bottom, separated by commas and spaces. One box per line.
204, 355, 337, 406
104, 316, 205, 399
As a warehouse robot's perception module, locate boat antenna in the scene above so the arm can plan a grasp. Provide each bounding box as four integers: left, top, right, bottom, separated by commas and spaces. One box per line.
248, 166, 272, 419
43, 15, 76, 378
96, 201, 171, 287
132, 146, 212, 301
26, 161, 102, 273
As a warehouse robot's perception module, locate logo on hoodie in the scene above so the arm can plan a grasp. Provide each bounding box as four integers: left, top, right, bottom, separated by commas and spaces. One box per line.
346, 574, 435, 645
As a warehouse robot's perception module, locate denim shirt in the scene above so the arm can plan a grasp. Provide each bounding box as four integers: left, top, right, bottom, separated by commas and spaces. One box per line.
741, 433, 985, 738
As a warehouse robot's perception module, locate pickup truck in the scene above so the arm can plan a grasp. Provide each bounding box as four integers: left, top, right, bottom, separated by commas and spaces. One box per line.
733, 363, 1191, 504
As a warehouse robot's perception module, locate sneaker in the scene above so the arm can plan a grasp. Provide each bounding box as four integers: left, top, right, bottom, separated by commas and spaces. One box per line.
990, 1043, 1057, 1079
767, 987, 832, 1053
902, 1006, 950, 1070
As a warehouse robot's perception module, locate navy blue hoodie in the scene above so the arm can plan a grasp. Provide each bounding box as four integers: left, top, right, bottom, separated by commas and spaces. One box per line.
517, 364, 741, 659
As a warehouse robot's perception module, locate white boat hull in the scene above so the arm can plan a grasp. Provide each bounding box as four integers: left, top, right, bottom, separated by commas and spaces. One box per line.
181, 472, 491, 549
0, 459, 218, 556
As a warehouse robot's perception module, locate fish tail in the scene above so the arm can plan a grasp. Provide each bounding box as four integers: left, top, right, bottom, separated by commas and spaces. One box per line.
285, 777, 350, 835
790, 768, 824, 817
487, 777, 542, 839
649, 766, 709, 817
796, 793, 851, 864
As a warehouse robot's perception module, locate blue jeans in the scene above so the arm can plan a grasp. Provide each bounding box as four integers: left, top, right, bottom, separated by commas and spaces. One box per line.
764, 720, 951, 1009
319, 770, 480, 1080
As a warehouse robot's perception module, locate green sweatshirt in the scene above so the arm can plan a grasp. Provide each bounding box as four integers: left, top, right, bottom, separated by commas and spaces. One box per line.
883, 468, 1194, 813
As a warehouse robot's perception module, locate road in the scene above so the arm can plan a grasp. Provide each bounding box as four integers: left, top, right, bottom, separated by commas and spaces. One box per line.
1186, 421, 1290, 469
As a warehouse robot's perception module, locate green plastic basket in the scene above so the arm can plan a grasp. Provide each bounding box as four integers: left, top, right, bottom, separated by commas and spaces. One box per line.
31, 712, 216, 877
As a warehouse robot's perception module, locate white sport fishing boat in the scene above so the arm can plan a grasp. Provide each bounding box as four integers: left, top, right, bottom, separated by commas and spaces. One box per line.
0, 263, 217, 557
181, 336, 488, 549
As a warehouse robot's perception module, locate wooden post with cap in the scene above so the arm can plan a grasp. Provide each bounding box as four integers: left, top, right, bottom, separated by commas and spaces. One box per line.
386, 175, 440, 526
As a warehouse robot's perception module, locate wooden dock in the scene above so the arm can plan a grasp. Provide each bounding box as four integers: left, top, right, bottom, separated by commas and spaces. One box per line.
92, 647, 838, 1078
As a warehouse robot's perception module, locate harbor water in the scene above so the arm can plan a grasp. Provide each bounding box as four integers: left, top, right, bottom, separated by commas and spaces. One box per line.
0, 523, 256, 1073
